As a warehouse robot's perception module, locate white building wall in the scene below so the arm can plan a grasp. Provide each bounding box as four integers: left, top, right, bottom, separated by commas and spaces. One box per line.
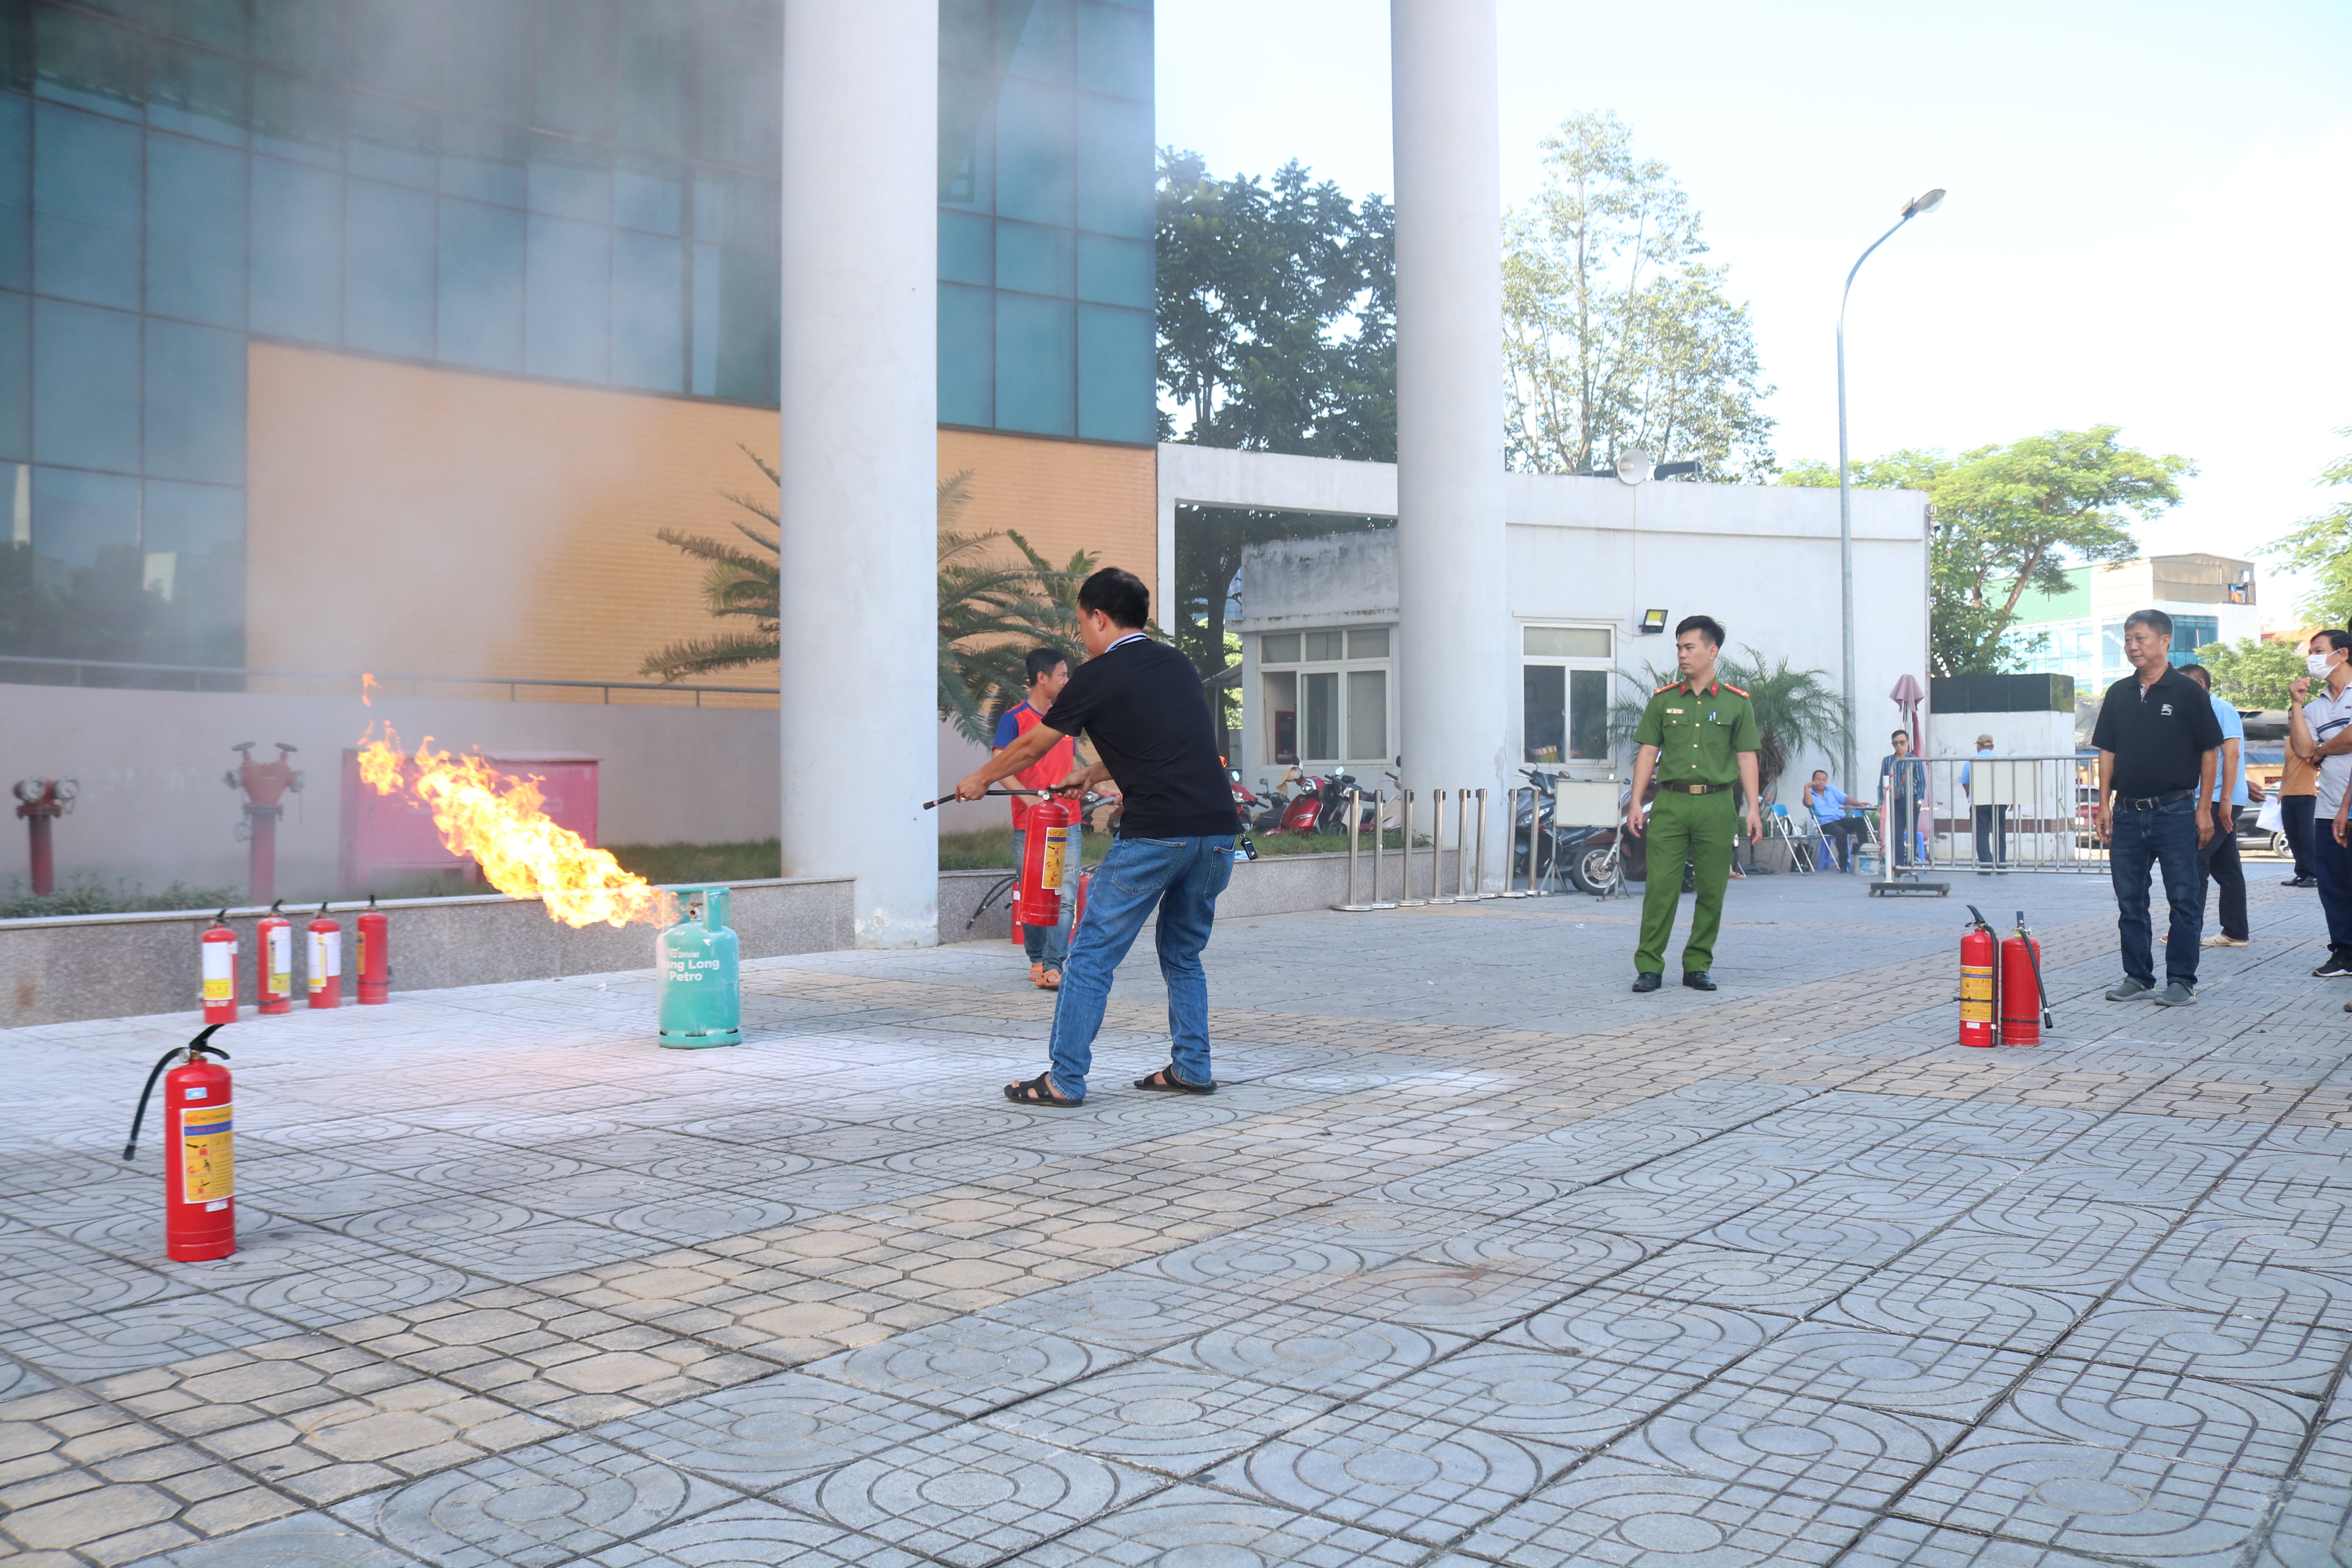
1205, 452, 1931, 805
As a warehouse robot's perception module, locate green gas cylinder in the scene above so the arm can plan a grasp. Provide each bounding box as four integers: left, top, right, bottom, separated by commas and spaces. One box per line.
656, 885, 740, 1047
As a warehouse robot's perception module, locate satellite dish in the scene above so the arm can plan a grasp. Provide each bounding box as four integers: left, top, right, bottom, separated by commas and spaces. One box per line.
1615, 447, 1652, 485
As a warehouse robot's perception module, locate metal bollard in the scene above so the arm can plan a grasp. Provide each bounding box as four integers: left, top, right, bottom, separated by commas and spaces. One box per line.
1334, 789, 1388, 912
1396, 791, 1428, 907
1454, 786, 1474, 899
1368, 790, 1397, 909
1429, 790, 1455, 904
1500, 786, 1539, 897
1471, 788, 1488, 899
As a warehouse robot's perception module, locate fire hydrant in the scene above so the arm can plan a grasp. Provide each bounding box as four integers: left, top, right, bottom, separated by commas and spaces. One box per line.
224, 744, 302, 906
13, 778, 77, 897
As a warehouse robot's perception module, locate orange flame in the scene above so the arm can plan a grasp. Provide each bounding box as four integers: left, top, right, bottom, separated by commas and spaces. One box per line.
360, 672, 380, 708
356, 724, 679, 929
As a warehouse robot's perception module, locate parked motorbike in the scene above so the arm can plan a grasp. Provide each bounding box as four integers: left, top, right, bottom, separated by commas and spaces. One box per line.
1513, 771, 1646, 895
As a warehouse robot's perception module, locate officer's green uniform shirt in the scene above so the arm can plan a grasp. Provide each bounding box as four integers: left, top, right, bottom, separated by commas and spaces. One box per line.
1633, 679, 1762, 786
1632, 676, 1760, 976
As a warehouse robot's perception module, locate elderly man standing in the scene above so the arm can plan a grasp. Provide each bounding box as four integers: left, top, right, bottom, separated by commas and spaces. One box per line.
1624, 615, 1762, 993
2092, 610, 2223, 1007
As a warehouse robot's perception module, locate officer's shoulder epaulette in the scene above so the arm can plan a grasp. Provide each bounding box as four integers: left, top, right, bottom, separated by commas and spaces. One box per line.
1654, 681, 1681, 694
1719, 682, 1750, 697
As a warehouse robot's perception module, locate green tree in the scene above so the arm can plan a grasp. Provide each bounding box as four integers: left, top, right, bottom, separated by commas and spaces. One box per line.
2266, 426, 2352, 628
639, 452, 1083, 742
1503, 113, 1775, 481
2195, 635, 2304, 710
1786, 426, 2194, 677
1157, 151, 1398, 696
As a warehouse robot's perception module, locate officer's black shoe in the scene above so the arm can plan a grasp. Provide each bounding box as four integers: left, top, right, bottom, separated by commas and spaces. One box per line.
2317, 951, 2352, 979
1683, 971, 1717, 991
1632, 972, 1663, 993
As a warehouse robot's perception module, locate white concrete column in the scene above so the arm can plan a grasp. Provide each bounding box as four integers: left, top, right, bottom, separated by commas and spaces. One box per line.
777, 1, 938, 947
1391, 0, 1510, 884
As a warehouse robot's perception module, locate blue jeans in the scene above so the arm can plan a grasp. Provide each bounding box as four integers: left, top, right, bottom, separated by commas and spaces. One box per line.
1009, 822, 1083, 965
2316, 813, 2352, 953
1045, 833, 1234, 1100
2109, 797, 2203, 987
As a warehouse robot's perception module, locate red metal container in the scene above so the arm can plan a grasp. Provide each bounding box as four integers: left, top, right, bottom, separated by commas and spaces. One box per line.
356, 900, 389, 1005
1014, 796, 1074, 928
162, 1051, 235, 1261
2000, 933, 2043, 1045
306, 909, 341, 1009
255, 904, 293, 1015
1959, 920, 1996, 1049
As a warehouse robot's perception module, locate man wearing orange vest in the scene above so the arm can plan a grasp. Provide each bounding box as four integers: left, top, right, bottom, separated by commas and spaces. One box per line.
1623, 614, 1763, 993
995, 647, 1080, 989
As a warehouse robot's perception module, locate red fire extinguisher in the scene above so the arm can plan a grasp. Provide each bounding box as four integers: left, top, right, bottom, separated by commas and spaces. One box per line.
306, 903, 341, 1009
123, 1023, 236, 1261
256, 900, 293, 1015
2001, 910, 2051, 1045
200, 912, 238, 1025
1014, 794, 1075, 928
357, 895, 389, 1005
1959, 905, 1998, 1049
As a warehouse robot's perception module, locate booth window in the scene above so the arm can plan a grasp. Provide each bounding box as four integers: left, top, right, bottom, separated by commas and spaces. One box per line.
1261, 626, 1392, 767
1522, 625, 1612, 764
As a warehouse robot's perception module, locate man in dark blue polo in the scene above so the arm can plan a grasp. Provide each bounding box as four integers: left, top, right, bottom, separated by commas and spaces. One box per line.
2091, 608, 2223, 1007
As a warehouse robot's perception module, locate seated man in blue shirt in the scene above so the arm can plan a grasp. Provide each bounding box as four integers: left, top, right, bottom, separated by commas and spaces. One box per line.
1801, 769, 1865, 873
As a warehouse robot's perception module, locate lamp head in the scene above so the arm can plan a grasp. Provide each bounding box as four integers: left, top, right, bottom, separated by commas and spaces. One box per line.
1904, 188, 1946, 218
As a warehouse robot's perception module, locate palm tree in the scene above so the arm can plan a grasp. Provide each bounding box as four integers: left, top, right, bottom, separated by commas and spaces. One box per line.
1610, 644, 1848, 797
641, 450, 1090, 744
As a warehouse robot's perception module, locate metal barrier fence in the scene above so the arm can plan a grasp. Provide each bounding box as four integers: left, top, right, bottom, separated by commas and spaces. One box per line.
1842, 754, 2108, 875
1335, 788, 1489, 912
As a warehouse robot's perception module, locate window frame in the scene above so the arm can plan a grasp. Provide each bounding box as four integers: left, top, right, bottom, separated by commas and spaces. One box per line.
1519, 622, 1617, 768
1258, 624, 1394, 769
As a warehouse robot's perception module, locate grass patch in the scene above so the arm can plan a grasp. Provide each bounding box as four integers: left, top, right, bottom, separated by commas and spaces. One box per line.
608, 839, 782, 884
1248, 830, 1412, 856
1, 878, 244, 919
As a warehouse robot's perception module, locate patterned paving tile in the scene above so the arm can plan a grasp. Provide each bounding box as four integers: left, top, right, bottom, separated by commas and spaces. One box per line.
1887, 1217, 2163, 1295
1363, 1342, 1701, 1451
1608, 1381, 1960, 1508
980, 1362, 1334, 1474
1308, 1260, 1582, 1335
1404, 1216, 1652, 1283
978, 1275, 1265, 1355
1898, 1438, 2277, 1566
118, 1510, 431, 1566
0, 1296, 292, 1377
1812, 1269, 2096, 1354
1717, 1324, 2036, 1421
1838, 1515, 2132, 1565
1153, 1302, 1465, 1397
1003, 1485, 1426, 1566
1606, 1243, 1877, 1315
777, 1423, 1156, 1568
2052, 1298, 2352, 1396
595, 1371, 956, 1490
581, 1500, 921, 1565
1980, 1359, 2310, 1476
1205, 1398, 1572, 1544
1445, 1456, 1876, 1568
1499, 1285, 1794, 1377
331, 1434, 734, 1568
1137, 1234, 1397, 1300
803, 1319, 1125, 1418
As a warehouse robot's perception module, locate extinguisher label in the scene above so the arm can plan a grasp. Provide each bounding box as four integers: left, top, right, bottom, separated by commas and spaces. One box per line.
1960, 965, 1995, 1022
1041, 827, 1067, 891
201, 940, 236, 1003
180, 1103, 234, 1201
268, 927, 291, 996
309, 930, 341, 990
357, 928, 367, 976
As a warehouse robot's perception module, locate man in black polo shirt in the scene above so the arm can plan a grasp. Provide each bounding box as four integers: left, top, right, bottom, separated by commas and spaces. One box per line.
2091, 608, 2223, 1006
955, 567, 1237, 1105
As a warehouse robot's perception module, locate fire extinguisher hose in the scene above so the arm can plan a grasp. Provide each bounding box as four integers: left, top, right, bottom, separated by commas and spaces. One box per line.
2017, 911, 2055, 1031
122, 1024, 229, 1162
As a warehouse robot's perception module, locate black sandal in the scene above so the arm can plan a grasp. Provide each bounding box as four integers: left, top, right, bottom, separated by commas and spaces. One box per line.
1134, 1065, 1216, 1095
1004, 1072, 1084, 1107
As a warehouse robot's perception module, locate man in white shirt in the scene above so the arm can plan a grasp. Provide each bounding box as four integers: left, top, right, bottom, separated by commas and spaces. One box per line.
2292, 629, 2352, 978
1959, 734, 2007, 874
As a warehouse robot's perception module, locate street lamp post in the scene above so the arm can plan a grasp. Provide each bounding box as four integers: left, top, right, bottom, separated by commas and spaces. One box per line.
1837, 187, 1944, 791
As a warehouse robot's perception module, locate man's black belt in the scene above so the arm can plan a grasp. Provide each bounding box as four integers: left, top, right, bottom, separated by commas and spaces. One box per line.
2113, 788, 2195, 811
1663, 782, 1733, 794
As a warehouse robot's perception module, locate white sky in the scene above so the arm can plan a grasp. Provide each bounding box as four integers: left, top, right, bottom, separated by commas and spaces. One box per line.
1156, 0, 2352, 624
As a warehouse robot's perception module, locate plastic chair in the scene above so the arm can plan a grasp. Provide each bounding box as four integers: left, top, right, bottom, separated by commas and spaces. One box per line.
1766, 803, 1819, 873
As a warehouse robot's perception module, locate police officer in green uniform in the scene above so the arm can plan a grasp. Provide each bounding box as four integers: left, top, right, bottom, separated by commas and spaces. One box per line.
1625, 614, 1762, 993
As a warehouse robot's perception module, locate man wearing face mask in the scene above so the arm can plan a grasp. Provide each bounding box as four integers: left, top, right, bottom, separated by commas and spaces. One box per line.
2290, 628, 2352, 978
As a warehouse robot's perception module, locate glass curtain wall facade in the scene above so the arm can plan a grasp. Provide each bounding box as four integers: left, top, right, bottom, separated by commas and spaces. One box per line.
1, 0, 1154, 668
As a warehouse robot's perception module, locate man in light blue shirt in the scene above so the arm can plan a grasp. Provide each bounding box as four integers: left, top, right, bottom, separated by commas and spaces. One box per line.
1801, 768, 1864, 873
1959, 733, 2008, 873
2180, 664, 2249, 946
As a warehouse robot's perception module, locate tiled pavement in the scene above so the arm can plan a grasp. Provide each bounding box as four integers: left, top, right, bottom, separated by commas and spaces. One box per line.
2, 867, 2348, 1566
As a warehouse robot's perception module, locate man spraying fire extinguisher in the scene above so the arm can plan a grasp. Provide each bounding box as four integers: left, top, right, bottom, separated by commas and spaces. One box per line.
956, 568, 1234, 1107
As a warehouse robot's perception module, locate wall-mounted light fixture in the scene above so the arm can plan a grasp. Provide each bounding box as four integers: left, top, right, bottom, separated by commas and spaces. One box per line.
1639, 609, 1668, 635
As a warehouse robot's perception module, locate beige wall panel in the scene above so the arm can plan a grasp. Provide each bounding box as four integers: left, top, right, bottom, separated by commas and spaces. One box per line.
936, 427, 1158, 600
247, 344, 1158, 680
